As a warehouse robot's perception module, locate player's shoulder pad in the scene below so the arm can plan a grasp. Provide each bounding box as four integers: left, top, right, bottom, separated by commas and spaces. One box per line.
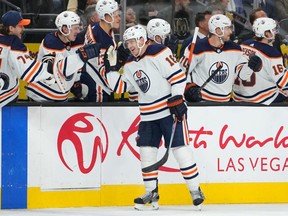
9, 35, 27, 51
74, 33, 85, 45
126, 55, 136, 63
192, 38, 211, 54
222, 41, 242, 51
145, 43, 167, 56
43, 32, 65, 50
242, 40, 281, 58
241, 39, 254, 46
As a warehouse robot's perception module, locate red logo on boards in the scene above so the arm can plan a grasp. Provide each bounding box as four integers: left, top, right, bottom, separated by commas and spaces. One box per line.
57, 113, 108, 174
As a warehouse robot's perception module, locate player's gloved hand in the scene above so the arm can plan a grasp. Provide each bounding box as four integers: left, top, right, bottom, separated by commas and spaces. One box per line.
167, 95, 187, 121
104, 45, 117, 73
70, 81, 82, 99
117, 42, 130, 66
248, 54, 262, 72
184, 83, 202, 102
42, 53, 56, 64
104, 42, 130, 73
41, 53, 56, 75
0, 74, 9, 91
164, 34, 179, 55
77, 43, 101, 62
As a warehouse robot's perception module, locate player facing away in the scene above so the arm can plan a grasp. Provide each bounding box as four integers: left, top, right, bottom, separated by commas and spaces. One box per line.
146, 18, 179, 55
180, 14, 256, 103
233, 17, 288, 104
83, 0, 126, 102
107, 25, 205, 210
26, 11, 99, 102
0, 10, 85, 107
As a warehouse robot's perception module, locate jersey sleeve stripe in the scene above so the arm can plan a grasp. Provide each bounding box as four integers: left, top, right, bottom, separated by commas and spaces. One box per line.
28, 83, 70, 99
0, 85, 18, 100
168, 70, 186, 84
277, 70, 288, 88
22, 61, 41, 82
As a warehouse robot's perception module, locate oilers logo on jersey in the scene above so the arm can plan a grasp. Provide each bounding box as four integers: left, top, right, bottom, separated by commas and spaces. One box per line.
209, 61, 229, 84
133, 70, 150, 93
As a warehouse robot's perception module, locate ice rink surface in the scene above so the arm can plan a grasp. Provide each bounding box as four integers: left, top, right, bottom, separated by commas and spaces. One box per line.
1, 204, 288, 216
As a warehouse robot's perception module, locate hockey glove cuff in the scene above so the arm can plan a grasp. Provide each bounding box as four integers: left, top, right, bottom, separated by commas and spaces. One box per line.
167, 95, 187, 121
77, 43, 101, 62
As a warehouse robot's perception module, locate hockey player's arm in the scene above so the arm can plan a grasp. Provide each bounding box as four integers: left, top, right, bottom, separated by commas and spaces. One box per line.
107, 69, 134, 95
52, 43, 101, 78
104, 43, 130, 73
160, 48, 186, 96
235, 54, 260, 81
10, 50, 55, 82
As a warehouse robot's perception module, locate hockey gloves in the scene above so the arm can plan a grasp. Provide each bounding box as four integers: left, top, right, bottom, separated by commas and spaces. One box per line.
164, 34, 179, 55
42, 53, 56, 63
117, 42, 130, 66
0, 74, 9, 91
70, 81, 82, 99
167, 95, 187, 121
104, 42, 130, 73
77, 43, 101, 62
248, 54, 262, 72
184, 83, 202, 102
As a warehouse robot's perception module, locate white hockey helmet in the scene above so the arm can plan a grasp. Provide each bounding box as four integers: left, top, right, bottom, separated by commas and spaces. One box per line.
147, 18, 171, 44
253, 17, 278, 39
123, 24, 147, 44
96, 0, 119, 21
208, 14, 232, 36
123, 25, 147, 56
55, 11, 80, 36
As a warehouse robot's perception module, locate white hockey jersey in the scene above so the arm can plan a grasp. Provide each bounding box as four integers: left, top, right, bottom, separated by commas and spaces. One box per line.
112, 44, 186, 121
233, 39, 288, 105
26, 32, 84, 102
180, 38, 251, 102
0, 34, 55, 107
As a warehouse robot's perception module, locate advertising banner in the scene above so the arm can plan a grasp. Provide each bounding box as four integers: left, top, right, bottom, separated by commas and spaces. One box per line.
28, 106, 288, 190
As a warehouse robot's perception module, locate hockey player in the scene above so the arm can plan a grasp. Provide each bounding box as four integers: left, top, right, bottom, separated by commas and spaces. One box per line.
106, 25, 205, 210
0, 10, 98, 107
180, 14, 256, 102
146, 18, 179, 55
83, 0, 129, 102
233, 17, 288, 104
26, 11, 98, 102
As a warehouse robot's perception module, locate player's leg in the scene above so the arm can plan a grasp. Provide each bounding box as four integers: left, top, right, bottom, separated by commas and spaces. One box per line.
134, 121, 162, 210
161, 116, 205, 207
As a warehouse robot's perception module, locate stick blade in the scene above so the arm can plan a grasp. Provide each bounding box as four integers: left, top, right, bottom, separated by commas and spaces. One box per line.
142, 151, 169, 173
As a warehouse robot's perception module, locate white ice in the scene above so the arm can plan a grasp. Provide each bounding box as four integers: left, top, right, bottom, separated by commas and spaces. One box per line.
1, 204, 288, 216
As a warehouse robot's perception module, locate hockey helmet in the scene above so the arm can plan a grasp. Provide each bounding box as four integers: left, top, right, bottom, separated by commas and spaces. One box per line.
147, 18, 171, 44
96, 0, 119, 21
55, 11, 80, 36
123, 25, 147, 44
208, 14, 232, 36
253, 17, 278, 39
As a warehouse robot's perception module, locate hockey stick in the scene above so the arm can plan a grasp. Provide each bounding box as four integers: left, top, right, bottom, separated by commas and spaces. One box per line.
200, 62, 223, 90
187, 27, 199, 74
142, 118, 178, 173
